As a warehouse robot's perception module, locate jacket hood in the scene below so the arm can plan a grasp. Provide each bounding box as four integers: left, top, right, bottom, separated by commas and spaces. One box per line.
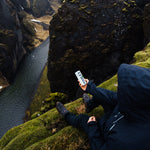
117, 64, 150, 121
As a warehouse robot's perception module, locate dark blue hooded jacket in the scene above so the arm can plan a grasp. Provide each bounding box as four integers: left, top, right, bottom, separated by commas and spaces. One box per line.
85, 64, 150, 150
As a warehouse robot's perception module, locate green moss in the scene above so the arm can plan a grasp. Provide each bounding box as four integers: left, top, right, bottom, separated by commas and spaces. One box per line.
31, 92, 69, 119
133, 43, 150, 64
1, 43, 150, 150
85, 10, 92, 15
29, 65, 50, 116
0, 43, 8, 50
0, 126, 21, 149
0, 29, 15, 37
79, 5, 88, 10
0, 98, 104, 150
70, 0, 77, 3
22, 18, 36, 35
2, 127, 50, 150
25, 126, 89, 150
122, 8, 128, 12
123, 1, 131, 7
51, 35, 56, 39
130, 0, 136, 4
31, 112, 41, 119
98, 75, 118, 92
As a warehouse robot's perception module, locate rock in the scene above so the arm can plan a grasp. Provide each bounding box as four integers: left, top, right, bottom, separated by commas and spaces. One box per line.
143, 3, 150, 44
135, 0, 150, 8
0, 0, 36, 82
31, 92, 69, 119
32, 0, 54, 17
9, 0, 55, 17
0, 43, 150, 150
48, 0, 144, 98
0, 0, 59, 83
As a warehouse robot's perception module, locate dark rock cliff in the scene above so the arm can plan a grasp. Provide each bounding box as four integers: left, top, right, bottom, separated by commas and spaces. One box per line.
10, 0, 54, 17
0, 0, 58, 83
48, 0, 145, 98
143, 3, 150, 44
0, 0, 29, 82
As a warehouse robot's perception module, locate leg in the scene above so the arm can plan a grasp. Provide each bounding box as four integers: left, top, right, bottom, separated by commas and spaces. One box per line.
83, 93, 115, 113
65, 113, 90, 134
83, 93, 99, 113
56, 102, 89, 134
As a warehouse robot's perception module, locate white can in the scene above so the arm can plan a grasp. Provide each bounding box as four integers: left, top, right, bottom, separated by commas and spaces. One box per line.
75, 70, 87, 86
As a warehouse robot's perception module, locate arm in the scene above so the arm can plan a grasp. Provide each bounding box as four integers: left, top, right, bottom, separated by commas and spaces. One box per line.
88, 121, 104, 150
87, 117, 104, 150
85, 80, 117, 108
87, 117, 118, 150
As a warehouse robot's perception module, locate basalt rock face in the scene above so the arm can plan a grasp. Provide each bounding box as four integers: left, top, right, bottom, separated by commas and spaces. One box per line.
143, 3, 150, 44
0, 0, 35, 82
48, 0, 144, 98
11, 0, 55, 17
135, 0, 150, 8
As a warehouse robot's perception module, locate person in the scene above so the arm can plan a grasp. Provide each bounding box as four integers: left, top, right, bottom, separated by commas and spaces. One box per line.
56, 63, 150, 150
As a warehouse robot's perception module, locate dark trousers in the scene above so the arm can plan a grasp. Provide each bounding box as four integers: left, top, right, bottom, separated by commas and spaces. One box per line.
65, 113, 90, 134
64, 94, 114, 133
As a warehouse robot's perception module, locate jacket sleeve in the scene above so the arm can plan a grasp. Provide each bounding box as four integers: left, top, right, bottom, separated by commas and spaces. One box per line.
88, 121, 104, 150
88, 122, 114, 150
85, 81, 117, 108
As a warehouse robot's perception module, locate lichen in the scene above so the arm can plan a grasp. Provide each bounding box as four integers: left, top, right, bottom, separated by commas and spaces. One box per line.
122, 8, 128, 12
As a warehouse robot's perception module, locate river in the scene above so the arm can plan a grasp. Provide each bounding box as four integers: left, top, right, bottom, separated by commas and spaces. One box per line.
0, 38, 49, 138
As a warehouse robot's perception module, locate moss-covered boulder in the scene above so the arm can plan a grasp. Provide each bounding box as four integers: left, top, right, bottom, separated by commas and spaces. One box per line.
32, 0, 54, 17
0, 43, 150, 150
31, 92, 69, 119
48, 0, 145, 98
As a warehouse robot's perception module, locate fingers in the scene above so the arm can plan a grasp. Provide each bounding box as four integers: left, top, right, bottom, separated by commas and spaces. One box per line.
78, 79, 89, 85
78, 79, 88, 91
90, 116, 96, 121
87, 116, 96, 123
85, 79, 89, 83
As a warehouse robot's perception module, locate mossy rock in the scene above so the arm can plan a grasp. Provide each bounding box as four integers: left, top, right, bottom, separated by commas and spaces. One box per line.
32, 0, 54, 17
30, 92, 69, 120
25, 126, 89, 150
48, 0, 144, 98
0, 43, 150, 149
22, 18, 36, 35
31, 111, 42, 119
29, 65, 50, 116
0, 98, 104, 150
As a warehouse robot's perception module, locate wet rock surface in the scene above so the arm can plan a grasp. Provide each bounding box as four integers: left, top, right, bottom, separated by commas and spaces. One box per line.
48, 0, 144, 98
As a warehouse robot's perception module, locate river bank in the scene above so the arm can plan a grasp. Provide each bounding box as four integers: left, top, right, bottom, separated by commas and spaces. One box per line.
0, 38, 49, 138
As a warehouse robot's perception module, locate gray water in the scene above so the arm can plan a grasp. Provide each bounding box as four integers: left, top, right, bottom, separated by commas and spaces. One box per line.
0, 38, 49, 138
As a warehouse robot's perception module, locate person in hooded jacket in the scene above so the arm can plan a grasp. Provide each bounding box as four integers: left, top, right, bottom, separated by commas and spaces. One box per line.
56, 64, 150, 150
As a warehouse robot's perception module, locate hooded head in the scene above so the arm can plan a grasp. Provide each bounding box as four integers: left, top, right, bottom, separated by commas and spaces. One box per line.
117, 64, 150, 121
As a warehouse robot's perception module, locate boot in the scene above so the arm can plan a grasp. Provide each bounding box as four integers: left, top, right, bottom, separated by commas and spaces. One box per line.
56, 102, 70, 117
83, 93, 98, 113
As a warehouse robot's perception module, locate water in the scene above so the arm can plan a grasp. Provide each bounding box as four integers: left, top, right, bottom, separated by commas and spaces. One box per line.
0, 38, 49, 138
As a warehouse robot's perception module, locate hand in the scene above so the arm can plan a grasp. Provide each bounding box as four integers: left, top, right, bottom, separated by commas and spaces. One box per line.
78, 79, 89, 91
87, 116, 96, 123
